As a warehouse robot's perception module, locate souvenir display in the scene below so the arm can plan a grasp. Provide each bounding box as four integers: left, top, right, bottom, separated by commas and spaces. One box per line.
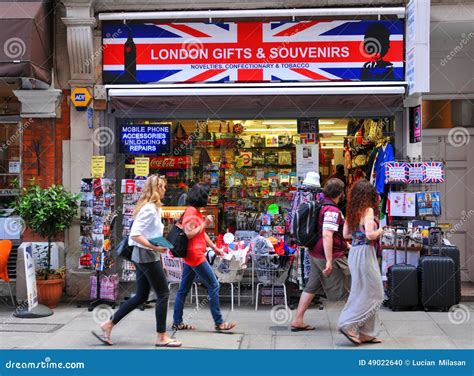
417, 191, 441, 217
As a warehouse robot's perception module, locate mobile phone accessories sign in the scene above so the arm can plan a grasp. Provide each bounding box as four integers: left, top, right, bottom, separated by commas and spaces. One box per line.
120, 122, 171, 154
103, 20, 404, 84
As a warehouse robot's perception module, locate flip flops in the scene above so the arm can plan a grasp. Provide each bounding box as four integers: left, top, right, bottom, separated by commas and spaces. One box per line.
155, 339, 182, 348
215, 321, 237, 331
91, 330, 113, 346
362, 337, 382, 344
339, 328, 361, 346
171, 323, 196, 331
291, 324, 316, 332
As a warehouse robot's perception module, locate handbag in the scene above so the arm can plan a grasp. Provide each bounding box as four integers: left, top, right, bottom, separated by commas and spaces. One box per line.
115, 235, 133, 261
166, 215, 188, 258
278, 151, 292, 165
264, 152, 278, 165
173, 122, 192, 156
90, 274, 119, 300
214, 122, 235, 148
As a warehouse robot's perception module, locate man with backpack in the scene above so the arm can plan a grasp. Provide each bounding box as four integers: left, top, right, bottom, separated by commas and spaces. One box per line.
291, 178, 351, 332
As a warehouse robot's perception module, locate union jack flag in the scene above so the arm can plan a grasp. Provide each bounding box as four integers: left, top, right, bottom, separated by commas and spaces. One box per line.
422, 161, 444, 184
102, 20, 404, 84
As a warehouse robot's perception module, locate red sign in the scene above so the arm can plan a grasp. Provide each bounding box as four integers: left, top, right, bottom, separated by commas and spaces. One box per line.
103, 20, 404, 83
149, 156, 191, 170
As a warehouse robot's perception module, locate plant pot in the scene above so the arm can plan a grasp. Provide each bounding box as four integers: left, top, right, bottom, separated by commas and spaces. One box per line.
36, 278, 64, 309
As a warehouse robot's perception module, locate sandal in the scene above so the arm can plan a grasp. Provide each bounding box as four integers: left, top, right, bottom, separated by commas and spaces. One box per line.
91, 330, 113, 346
171, 323, 196, 331
362, 337, 382, 344
291, 324, 316, 332
215, 321, 237, 331
339, 328, 361, 346
155, 339, 182, 348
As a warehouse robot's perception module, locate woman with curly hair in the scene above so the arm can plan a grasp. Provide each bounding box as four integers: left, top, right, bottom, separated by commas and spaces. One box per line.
337, 179, 384, 346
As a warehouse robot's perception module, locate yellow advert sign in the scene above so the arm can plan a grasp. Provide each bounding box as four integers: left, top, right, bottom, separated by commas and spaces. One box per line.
134, 157, 149, 177
91, 156, 105, 178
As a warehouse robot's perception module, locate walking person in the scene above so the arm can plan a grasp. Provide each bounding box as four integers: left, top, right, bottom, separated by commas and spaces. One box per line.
291, 178, 351, 331
92, 175, 182, 347
337, 179, 384, 345
172, 184, 236, 332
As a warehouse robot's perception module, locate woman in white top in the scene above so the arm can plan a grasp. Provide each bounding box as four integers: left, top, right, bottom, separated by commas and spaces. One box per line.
93, 175, 182, 347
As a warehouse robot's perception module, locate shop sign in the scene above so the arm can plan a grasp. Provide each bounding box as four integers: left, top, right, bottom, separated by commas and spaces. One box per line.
91, 156, 106, 178
134, 157, 150, 177
71, 87, 92, 110
409, 105, 422, 143
0, 189, 19, 196
385, 161, 444, 184
102, 20, 404, 84
120, 123, 171, 155
22, 243, 38, 311
149, 156, 191, 170
406, 0, 430, 95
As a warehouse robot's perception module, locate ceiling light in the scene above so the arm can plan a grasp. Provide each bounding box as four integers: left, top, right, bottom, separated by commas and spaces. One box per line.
244, 128, 297, 132
319, 121, 336, 125
261, 120, 296, 125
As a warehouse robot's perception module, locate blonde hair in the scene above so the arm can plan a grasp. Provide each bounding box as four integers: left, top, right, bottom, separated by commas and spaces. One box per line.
133, 175, 167, 218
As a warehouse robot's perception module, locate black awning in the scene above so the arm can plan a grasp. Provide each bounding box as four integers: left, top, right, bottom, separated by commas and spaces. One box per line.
0, 0, 53, 84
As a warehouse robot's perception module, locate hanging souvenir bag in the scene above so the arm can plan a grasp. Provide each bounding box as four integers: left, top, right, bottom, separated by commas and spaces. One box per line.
252, 153, 265, 165
173, 122, 191, 156
214, 122, 235, 148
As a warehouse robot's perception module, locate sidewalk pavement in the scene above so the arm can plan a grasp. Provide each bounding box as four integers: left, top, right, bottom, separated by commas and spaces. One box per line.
0, 298, 472, 350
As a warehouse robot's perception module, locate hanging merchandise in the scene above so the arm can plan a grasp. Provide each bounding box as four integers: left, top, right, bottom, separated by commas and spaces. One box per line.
407, 162, 424, 184
385, 162, 408, 184
265, 135, 279, 147
422, 161, 444, 183
173, 122, 191, 156
214, 122, 235, 148
373, 142, 395, 194
250, 135, 265, 148
388, 191, 416, 217
416, 191, 441, 216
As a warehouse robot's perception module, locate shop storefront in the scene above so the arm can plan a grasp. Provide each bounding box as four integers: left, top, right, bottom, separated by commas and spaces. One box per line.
72, 5, 463, 306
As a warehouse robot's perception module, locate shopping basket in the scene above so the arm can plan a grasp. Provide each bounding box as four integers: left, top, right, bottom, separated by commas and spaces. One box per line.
254, 253, 292, 285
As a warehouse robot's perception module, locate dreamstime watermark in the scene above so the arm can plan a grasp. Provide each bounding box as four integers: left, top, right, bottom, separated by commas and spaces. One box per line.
3, 217, 26, 238
0, 118, 33, 152
447, 127, 470, 148
270, 305, 293, 325
86, 28, 123, 67
92, 304, 114, 325
440, 32, 474, 67
359, 37, 382, 60
4, 357, 85, 370
446, 209, 474, 238
448, 304, 470, 325
173, 120, 209, 156
4, 37, 26, 59
93, 127, 115, 148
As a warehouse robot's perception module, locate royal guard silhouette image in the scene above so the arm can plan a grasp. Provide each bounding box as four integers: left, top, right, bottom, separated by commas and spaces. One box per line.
360, 23, 395, 81
124, 27, 137, 83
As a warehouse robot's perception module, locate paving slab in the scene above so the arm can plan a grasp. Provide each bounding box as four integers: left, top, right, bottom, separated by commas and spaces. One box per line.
383, 320, 446, 337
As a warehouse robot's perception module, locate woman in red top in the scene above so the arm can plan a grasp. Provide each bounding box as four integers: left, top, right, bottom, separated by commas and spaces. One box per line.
172, 184, 237, 331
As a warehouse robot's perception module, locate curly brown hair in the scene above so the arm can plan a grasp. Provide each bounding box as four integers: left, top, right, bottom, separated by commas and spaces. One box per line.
346, 179, 379, 232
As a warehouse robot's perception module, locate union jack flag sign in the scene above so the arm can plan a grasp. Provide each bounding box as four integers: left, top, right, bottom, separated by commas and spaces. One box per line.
422, 161, 444, 184
102, 20, 404, 84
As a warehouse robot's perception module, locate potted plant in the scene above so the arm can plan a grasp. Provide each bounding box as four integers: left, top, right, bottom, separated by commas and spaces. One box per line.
13, 182, 79, 309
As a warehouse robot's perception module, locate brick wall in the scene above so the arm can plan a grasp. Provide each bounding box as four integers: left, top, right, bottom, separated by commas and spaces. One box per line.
20, 90, 71, 242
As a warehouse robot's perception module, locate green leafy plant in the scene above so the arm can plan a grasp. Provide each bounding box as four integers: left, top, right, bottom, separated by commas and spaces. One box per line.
12, 182, 80, 279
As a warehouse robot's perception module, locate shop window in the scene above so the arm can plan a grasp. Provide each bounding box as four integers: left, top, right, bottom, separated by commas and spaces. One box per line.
118, 118, 396, 234
0, 123, 21, 208
422, 100, 474, 129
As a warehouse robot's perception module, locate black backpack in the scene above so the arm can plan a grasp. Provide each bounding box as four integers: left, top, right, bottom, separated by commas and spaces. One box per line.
292, 200, 338, 248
